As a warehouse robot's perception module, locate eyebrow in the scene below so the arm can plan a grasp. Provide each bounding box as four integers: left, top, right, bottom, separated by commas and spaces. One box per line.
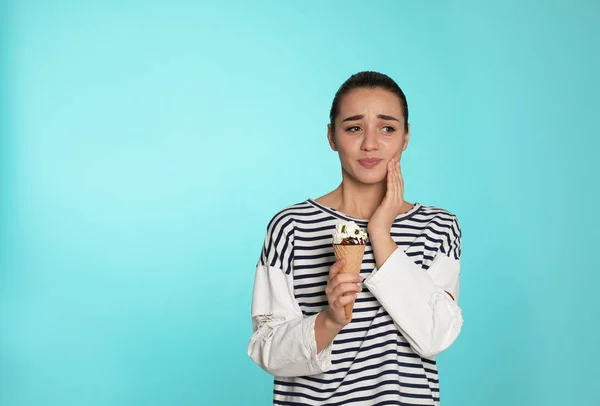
341, 114, 400, 123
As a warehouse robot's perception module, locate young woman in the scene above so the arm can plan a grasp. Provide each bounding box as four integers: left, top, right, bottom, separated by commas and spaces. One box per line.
248, 71, 463, 405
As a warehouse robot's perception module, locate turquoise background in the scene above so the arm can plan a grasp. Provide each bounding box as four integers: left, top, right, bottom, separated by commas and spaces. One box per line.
1, 1, 598, 405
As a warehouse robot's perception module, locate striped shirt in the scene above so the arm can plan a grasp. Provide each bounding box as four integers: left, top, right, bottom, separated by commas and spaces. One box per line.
249, 198, 463, 406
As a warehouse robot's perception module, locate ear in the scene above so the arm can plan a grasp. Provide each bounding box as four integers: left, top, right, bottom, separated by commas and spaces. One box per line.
327, 124, 338, 151
402, 123, 410, 152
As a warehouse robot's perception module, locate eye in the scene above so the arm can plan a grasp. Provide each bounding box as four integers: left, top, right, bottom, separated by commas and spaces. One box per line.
346, 126, 361, 133
382, 126, 396, 134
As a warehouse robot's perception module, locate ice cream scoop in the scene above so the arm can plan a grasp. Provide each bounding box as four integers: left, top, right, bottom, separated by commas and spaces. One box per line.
332, 221, 369, 245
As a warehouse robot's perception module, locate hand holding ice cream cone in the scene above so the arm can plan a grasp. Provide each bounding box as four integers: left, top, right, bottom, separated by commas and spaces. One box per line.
325, 258, 363, 327
331, 221, 368, 320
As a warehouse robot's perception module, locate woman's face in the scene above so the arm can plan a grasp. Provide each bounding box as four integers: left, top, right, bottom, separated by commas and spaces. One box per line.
328, 87, 410, 185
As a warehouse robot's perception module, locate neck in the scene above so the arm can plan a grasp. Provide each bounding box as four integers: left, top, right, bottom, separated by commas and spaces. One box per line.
330, 170, 403, 220
315, 167, 416, 221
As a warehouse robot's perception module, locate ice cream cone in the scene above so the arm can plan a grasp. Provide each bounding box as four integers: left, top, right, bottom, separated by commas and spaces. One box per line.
333, 243, 366, 319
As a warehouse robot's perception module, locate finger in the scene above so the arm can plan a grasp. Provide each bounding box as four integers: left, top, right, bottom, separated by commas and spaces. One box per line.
333, 273, 364, 283
390, 161, 398, 200
330, 273, 364, 288
394, 162, 404, 202
386, 161, 394, 200
327, 273, 361, 296
329, 258, 346, 280
331, 284, 362, 302
397, 161, 403, 182
334, 292, 358, 309
393, 161, 401, 201
345, 296, 357, 321
331, 294, 354, 312
330, 282, 362, 299
397, 161, 404, 199
329, 280, 362, 296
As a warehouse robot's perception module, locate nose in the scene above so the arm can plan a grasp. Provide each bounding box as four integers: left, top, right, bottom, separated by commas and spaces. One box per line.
360, 127, 379, 151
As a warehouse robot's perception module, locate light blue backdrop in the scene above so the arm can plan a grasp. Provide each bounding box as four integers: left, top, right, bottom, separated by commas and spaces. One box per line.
1, 1, 598, 405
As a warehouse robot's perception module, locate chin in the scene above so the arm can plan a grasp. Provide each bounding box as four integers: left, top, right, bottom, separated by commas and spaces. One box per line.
353, 168, 387, 185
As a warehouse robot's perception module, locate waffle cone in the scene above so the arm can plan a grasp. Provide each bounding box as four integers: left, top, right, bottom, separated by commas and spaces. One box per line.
333, 244, 366, 319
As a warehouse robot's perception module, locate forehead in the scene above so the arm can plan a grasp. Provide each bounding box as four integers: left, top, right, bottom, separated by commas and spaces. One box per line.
338, 88, 403, 117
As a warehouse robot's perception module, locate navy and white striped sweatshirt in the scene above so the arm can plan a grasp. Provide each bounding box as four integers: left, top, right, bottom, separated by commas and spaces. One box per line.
248, 198, 463, 405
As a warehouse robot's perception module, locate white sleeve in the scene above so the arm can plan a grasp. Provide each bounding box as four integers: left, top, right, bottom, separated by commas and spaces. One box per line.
363, 248, 463, 359
247, 264, 333, 377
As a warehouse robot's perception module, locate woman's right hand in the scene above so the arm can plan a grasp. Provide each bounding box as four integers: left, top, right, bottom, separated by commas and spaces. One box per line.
324, 258, 364, 327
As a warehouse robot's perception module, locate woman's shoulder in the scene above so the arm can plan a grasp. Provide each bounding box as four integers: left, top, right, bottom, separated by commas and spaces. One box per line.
415, 202, 462, 258
415, 201, 460, 223
263, 199, 312, 232
413, 202, 462, 241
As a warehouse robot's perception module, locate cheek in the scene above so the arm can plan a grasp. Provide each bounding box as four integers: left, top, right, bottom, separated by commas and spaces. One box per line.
338, 151, 354, 167
335, 138, 357, 157
368, 141, 395, 161
384, 138, 404, 156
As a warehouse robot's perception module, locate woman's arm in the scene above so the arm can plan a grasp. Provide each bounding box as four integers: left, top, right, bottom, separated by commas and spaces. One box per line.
364, 160, 463, 358
248, 263, 335, 377
370, 233, 457, 300
249, 211, 362, 376
364, 228, 463, 359
315, 311, 344, 353
315, 258, 363, 352
248, 261, 361, 376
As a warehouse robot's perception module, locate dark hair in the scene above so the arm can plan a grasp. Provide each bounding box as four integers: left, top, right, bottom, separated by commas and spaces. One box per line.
329, 71, 409, 133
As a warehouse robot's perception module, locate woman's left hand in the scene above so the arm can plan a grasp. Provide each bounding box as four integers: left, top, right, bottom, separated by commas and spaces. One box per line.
368, 159, 405, 238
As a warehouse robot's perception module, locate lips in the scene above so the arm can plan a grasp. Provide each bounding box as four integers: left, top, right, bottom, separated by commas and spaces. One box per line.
358, 158, 383, 168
